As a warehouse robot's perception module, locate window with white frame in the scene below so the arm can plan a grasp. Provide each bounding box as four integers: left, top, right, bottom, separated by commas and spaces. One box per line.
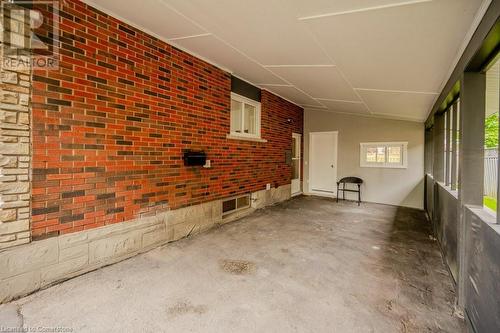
360, 142, 408, 168
230, 93, 261, 138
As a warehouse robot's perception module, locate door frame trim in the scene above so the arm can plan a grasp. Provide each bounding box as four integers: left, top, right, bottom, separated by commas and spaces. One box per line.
291, 132, 302, 196
308, 131, 338, 197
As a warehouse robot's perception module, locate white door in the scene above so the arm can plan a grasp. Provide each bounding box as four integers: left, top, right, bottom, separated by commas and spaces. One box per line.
309, 131, 338, 195
291, 133, 301, 195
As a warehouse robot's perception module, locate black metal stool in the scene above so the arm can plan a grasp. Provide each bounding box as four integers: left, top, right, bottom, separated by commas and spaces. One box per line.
336, 177, 363, 206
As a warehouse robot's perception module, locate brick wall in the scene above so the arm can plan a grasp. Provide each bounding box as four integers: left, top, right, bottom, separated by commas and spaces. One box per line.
30, 0, 303, 239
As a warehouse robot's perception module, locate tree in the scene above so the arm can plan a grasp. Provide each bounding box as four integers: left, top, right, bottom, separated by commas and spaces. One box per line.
485, 112, 499, 149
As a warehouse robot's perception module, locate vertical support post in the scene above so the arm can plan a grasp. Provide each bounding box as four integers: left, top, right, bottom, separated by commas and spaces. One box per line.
434, 114, 445, 183
445, 109, 451, 185
451, 103, 458, 190
457, 72, 486, 309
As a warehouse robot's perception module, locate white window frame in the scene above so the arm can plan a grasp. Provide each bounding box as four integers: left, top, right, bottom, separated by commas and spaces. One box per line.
360, 142, 408, 169
228, 92, 261, 140
222, 194, 251, 216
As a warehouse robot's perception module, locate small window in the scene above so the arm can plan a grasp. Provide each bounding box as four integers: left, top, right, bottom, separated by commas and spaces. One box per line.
230, 93, 261, 138
222, 194, 251, 215
360, 142, 408, 168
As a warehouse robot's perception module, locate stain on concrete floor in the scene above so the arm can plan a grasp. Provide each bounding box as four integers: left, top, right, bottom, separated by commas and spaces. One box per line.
0, 196, 464, 332
166, 300, 208, 318
219, 259, 256, 275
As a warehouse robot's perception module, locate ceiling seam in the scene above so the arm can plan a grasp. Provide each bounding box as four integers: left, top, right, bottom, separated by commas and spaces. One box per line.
296, 18, 374, 114
297, 0, 433, 21
355, 88, 439, 95
316, 98, 365, 103
263, 64, 336, 68
167, 33, 212, 42
304, 108, 424, 123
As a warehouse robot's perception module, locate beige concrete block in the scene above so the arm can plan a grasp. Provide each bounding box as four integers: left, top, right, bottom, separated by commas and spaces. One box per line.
86, 216, 156, 241
41, 256, 89, 286
0, 234, 16, 243
18, 175, 29, 181
1, 72, 18, 84
0, 239, 58, 280
251, 189, 267, 209
1, 168, 28, 175
16, 231, 30, 240
0, 270, 40, 304
142, 225, 173, 248
0, 103, 28, 112
18, 112, 29, 124
1, 201, 29, 209
167, 207, 190, 226
0, 123, 29, 131
18, 193, 30, 201
0, 135, 19, 143
19, 80, 30, 88
17, 212, 30, 220
0, 156, 17, 167
0, 110, 17, 123
89, 232, 142, 264
1, 91, 18, 104
173, 222, 199, 241
0, 142, 29, 155
18, 207, 29, 214
59, 244, 88, 262
0, 209, 16, 222
0, 219, 28, 235
0, 156, 15, 167
0, 237, 29, 250
59, 231, 89, 249
1, 129, 29, 137
0, 182, 29, 194
2, 194, 18, 202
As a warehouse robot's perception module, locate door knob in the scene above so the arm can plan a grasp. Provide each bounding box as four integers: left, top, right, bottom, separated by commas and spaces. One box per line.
331, 165, 334, 168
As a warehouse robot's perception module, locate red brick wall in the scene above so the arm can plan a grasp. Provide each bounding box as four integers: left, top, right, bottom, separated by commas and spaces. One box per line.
31, 0, 303, 239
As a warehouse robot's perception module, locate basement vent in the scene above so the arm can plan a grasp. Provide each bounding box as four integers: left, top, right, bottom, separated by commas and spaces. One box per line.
222, 195, 250, 215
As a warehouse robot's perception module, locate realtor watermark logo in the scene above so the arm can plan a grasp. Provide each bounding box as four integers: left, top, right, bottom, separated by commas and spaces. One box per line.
1, 0, 59, 70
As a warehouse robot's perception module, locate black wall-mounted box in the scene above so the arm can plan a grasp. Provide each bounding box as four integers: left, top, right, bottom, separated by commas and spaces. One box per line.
183, 151, 207, 166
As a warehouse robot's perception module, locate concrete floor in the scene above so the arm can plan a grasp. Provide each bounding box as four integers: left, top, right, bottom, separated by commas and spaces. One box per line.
0, 196, 463, 332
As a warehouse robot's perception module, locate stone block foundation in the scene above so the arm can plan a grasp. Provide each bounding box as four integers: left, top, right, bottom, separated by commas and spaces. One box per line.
0, 184, 291, 303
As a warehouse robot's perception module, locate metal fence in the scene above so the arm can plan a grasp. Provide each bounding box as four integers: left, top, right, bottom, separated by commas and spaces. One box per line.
485, 148, 498, 198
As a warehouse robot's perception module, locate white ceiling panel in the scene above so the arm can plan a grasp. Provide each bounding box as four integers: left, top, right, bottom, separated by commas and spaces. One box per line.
304, 0, 483, 92
85, 0, 205, 40
164, 0, 331, 66
316, 99, 370, 114
173, 35, 286, 85
357, 89, 437, 120
267, 66, 360, 101
260, 85, 323, 107
84, 0, 489, 122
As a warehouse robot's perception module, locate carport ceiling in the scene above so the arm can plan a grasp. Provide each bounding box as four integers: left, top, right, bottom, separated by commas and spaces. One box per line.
84, 0, 490, 122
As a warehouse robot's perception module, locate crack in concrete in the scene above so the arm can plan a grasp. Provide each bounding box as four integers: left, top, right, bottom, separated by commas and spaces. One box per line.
16, 304, 24, 328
